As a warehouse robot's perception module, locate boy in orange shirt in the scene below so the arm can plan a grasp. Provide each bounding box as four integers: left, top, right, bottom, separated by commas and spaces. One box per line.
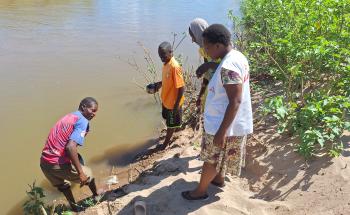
154, 41, 185, 150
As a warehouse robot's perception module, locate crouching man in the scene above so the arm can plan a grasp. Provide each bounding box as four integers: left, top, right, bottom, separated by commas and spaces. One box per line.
40, 97, 99, 211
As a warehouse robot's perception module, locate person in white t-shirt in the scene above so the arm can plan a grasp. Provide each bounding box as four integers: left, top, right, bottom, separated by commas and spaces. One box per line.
182, 24, 253, 201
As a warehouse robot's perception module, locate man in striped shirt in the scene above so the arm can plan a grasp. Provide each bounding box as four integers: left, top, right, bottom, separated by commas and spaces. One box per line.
40, 97, 99, 212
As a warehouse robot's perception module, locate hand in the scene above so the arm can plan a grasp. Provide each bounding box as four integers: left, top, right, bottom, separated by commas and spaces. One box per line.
195, 68, 205, 78
155, 82, 162, 91
79, 172, 89, 186
213, 131, 226, 148
196, 97, 202, 107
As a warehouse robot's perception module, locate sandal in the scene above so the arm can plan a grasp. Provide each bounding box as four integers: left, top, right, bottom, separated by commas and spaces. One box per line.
211, 181, 226, 188
181, 191, 209, 201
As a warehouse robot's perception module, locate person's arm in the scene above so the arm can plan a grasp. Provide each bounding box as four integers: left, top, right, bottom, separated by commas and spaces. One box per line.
195, 62, 219, 78
196, 78, 209, 107
174, 86, 184, 111
213, 84, 242, 148
154, 81, 162, 91
66, 140, 88, 185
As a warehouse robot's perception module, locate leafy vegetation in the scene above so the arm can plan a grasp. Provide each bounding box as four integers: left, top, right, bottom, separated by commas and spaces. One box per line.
23, 181, 74, 215
23, 182, 48, 215
231, 0, 350, 158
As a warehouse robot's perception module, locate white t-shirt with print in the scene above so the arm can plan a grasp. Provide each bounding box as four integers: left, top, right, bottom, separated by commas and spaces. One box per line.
204, 49, 253, 136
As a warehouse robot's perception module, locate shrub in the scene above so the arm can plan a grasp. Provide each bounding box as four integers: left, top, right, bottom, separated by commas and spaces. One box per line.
232, 0, 350, 158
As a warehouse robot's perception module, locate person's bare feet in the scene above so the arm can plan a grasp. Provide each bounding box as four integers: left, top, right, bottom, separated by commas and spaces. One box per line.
211, 174, 225, 187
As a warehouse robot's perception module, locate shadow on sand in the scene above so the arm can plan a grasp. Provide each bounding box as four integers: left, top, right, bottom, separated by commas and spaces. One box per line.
116, 179, 221, 215
243, 124, 335, 201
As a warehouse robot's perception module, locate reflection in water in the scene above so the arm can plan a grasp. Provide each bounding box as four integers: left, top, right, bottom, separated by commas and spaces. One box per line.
0, 0, 239, 214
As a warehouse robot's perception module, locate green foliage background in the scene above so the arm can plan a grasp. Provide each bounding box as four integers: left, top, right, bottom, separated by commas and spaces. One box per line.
231, 0, 350, 158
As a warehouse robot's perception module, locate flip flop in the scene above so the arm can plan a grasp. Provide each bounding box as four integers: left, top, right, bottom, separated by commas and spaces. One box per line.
181, 191, 209, 201
134, 200, 146, 215
211, 181, 226, 188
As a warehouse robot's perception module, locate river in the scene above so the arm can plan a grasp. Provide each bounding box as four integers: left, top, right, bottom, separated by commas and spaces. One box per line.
0, 0, 241, 214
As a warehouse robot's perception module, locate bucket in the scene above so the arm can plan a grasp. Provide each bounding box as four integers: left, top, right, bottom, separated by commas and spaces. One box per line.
146, 83, 157, 94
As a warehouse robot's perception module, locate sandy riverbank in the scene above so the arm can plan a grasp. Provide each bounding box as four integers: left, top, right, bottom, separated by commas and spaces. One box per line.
76, 90, 350, 215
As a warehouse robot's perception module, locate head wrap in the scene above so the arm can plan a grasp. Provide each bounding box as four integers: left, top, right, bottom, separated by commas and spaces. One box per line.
189, 18, 209, 47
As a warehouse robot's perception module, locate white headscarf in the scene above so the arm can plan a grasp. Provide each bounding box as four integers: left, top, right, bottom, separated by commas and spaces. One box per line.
189, 18, 209, 48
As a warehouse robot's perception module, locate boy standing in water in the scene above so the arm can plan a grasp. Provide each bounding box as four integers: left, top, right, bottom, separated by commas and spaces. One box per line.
154, 42, 185, 150
40, 97, 99, 212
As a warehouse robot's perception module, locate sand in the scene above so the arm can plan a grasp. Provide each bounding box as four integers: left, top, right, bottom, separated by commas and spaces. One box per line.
78, 90, 350, 215
78, 126, 349, 215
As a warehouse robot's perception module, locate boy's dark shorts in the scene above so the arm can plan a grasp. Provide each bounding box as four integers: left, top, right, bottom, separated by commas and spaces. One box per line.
162, 105, 182, 128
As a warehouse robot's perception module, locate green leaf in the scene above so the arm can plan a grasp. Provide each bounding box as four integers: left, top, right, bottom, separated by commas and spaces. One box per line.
344, 122, 350, 130
276, 106, 287, 119
317, 137, 325, 147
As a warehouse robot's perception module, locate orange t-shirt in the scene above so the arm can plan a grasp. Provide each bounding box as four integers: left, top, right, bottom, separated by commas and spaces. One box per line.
161, 57, 185, 109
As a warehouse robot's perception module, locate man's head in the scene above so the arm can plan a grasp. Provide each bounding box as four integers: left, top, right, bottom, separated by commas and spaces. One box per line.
189, 18, 209, 47
202, 24, 231, 60
78, 97, 98, 121
158, 41, 173, 64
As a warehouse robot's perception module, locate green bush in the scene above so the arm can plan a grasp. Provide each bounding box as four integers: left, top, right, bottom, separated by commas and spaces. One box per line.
23, 181, 74, 215
233, 0, 350, 158
23, 182, 47, 215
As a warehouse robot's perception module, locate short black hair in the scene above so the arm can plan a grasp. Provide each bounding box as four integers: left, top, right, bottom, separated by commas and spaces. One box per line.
202, 24, 231, 46
158, 41, 172, 52
79, 97, 98, 110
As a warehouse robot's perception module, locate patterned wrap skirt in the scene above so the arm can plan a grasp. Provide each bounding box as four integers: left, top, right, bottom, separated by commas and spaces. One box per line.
200, 132, 247, 177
